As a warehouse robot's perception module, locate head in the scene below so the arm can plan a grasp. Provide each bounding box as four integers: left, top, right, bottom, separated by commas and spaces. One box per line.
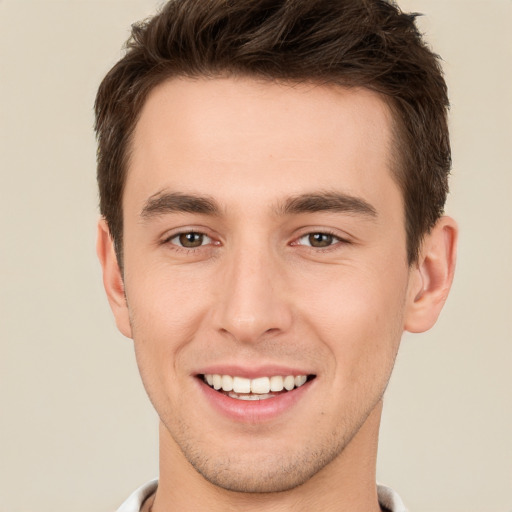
95, 0, 457, 500
95, 0, 450, 269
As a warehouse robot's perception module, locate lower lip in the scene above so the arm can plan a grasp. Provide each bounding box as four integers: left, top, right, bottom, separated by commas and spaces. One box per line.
197, 378, 314, 423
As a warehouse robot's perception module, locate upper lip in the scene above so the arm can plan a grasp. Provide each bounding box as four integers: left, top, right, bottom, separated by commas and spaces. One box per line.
195, 365, 315, 379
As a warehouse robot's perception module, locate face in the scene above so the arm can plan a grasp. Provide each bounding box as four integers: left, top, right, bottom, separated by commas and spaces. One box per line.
110, 77, 418, 492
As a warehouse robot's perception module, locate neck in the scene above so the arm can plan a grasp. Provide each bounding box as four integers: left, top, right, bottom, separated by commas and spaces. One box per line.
152, 401, 384, 512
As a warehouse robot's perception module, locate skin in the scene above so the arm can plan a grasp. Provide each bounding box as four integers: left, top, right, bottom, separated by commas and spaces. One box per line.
98, 77, 457, 511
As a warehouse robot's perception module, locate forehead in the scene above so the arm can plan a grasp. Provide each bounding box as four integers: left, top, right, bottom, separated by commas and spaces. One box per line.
126, 77, 399, 214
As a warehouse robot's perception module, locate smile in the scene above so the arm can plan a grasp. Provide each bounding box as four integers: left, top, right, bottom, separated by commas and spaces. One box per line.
202, 374, 311, 400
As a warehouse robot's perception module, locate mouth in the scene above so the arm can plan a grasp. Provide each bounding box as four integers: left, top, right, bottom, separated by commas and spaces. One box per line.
200, 373, 316, 401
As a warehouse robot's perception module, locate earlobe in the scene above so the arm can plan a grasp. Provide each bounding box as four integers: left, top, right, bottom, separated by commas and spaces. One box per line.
404, 216, 458, 333
96, 218, 133, 339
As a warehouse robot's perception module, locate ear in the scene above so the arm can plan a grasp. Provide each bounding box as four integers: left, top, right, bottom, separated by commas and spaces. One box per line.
96, 218, 132, 338
404, 216, 458, 333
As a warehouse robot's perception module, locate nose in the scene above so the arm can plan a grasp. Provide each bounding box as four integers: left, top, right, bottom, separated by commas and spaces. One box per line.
213, 244, 293, 344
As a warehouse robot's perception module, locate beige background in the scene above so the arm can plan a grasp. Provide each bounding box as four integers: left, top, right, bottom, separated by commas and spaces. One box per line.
1, 0, 511, 510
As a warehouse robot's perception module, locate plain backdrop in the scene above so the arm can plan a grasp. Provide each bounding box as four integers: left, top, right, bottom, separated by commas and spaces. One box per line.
1, 1, 511, 511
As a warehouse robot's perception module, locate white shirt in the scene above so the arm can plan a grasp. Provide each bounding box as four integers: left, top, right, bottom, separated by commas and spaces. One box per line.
116, 479, 408, 511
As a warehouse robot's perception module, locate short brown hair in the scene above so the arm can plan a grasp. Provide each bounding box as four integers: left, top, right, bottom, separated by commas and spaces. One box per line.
95, 0, 450, 266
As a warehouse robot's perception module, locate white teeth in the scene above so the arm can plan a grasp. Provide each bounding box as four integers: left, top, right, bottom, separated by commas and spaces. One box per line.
283, 375, 295, 391
221, 375, 233, 392
212, 374, 222, 390
295, 375, 307, 387
233, 376, 251, 394
204, 373, 309, 396
269, 375, 284, 392
251, 377, 270, 394
228, 392, 275, 400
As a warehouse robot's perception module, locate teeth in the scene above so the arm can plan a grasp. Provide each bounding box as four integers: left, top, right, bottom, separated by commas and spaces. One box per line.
212, 374, 222, 390
270, 375, 284, 392
203, 373, 309, 396
233, 376, 251, 393
251, 377, 270, 394
228, 392, 275, 400
295, 375, 307, 387
221, 375, 233, 392
283, 375, 295, 391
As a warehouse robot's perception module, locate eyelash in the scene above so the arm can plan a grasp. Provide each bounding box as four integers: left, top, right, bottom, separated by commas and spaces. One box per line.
292, 230, 348, 251
163, 231, 216, 253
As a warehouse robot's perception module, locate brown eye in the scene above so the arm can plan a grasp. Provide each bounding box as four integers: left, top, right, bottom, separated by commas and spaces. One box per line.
176, 232, 207, 248
307, 233, 334, 247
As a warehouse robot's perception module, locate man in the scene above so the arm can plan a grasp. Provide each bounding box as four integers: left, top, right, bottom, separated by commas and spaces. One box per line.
95, 0, 457, 510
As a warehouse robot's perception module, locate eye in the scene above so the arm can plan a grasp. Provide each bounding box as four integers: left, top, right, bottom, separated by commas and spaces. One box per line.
168, 232, 212, 248
296, 232, 341, 248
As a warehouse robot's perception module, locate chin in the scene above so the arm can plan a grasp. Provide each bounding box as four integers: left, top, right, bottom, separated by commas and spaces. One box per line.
181, 439, 348, 494
194, 461, 318, 494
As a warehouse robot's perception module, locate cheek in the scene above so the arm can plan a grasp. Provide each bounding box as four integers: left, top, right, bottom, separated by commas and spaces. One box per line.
293, 263, 407, 376
127, 262, 212, 333
125, 266, 213, 392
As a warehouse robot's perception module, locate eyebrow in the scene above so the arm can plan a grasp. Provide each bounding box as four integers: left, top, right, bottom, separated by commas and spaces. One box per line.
140, 192, 220, 218
277, 191, 377, 218
140, 190, 377, 220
